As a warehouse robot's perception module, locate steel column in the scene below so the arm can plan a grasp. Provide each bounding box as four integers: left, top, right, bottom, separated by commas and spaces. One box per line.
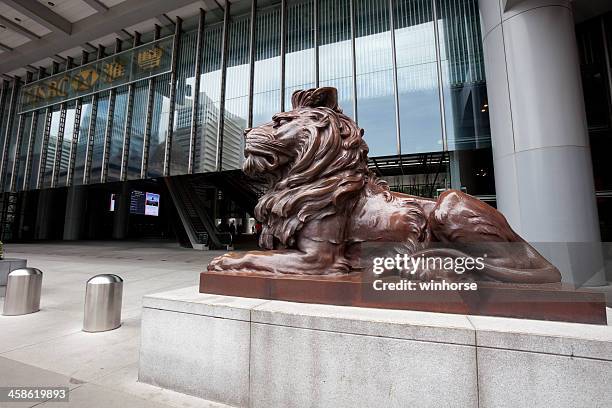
215, 4, 231, 172
349, 0, 358, 121
51, 103, 67, 187
141, 25, 161, 179
188, 9, 205, 174
9, 65, 29, 191
388, 0, 402, 158
163, 17, 183, 177
9, 113, 26, 192
120, 33, 141, 181
432, 0, 448, 151
247, 0, 257, 129
83, 94, 98, 185
36, 108, 52, 189
0, 79, 19, 190
280, 0, 287, 112
0, 82, 7, 136
22, 110, 38, 190
100, 89, 116, 183
314, 0, 320, 87
66, 99, 82, 187
83, 46, 104, 185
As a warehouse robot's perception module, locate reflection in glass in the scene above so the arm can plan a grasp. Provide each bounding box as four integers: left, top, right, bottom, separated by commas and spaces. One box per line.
15, 114, 33, 191
59, 102, 76, 186
73, 100, 92, 186
127, 82, 148, 180
43, 107, 60, 188
195, 24, 223, 173
90, 92, 110, 183
222, 14, 251, 171
253, 3, 282, 126
285, 0, 315, 108
171, 31, 198, 175
28, 110, 46, 189
354, 0, 397, 157
107, 86, 128, 182
319, 0, 354, 117
394, 0, 443, 155
437, 0, 490, 151
147, 74, 171, 178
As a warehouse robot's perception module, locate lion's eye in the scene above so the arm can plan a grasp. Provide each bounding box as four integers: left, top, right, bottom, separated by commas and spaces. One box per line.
273, 118, 291, 128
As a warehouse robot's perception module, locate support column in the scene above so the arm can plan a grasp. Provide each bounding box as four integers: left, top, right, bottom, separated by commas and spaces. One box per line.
479, 0, 604, 285
112, 183, 130, 240
63, 186, 85, 240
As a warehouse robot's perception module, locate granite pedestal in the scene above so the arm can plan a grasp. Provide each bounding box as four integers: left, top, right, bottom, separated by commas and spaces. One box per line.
139, 286, 612, 408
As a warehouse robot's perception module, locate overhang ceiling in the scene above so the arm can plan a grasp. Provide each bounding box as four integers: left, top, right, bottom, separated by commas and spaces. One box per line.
0, 0, 229, 79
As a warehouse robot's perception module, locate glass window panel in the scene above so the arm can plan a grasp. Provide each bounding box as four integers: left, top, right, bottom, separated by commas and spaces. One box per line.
127, 82, 148, 180
171, 31, 198, 175
253, 3, 282, 126
73, 99, 92, 186
106, 86, 128, 182
147, 73, 171, 178
28, 110, 46, 190
437, 0, 491, 151
0, 86, 11, 156
285, 0, 316, 108
222, 14, 251, 171
15, 114, 32, 191
42, 107, 61, 189
90, 91, 110, 183
395, 0, 443, 154
195, 23, 223, 174
354, 0, 397, 157
59, 101, 77, 185
319, 0, 354, 117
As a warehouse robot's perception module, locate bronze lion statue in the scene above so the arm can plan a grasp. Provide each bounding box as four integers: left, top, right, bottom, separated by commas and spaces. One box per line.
208, 87, 561, 283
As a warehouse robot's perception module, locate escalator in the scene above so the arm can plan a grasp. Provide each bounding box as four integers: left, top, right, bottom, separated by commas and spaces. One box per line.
166, 170, 267, 250
165, 176, 231, 249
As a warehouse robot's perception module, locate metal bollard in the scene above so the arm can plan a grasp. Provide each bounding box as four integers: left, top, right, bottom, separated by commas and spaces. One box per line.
83, 274, 123, 332
3, 268, 43, 316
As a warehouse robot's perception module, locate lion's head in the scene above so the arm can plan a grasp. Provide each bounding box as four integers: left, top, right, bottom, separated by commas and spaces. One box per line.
244, 87, 379, 250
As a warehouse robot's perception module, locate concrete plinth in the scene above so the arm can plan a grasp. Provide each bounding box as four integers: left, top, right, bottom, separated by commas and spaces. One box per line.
139, 287, 612, 408
0, 258, 27, 286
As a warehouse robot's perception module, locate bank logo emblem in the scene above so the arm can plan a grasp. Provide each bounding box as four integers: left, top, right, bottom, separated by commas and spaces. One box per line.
137, 47, 163, 70
72, 69, 99, 91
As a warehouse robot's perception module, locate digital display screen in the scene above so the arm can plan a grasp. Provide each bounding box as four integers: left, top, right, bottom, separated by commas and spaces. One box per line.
145, 192, 160, 216
130, 191, 160, 217
109, 193, 116, 212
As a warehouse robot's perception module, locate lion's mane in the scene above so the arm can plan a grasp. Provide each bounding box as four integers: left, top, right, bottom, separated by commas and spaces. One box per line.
254, 88, 386, 249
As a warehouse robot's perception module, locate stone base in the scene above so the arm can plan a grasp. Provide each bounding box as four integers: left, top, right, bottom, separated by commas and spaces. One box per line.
0, 258, 27, 286
199, 271, 607, 324
139, 286, 612, 408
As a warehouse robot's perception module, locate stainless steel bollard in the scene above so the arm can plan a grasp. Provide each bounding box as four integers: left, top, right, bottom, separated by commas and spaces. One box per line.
83, 274, 123, 332
3, 268, 43, 316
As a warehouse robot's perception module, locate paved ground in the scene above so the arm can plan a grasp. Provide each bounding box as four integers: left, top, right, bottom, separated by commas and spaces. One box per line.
0, 241, 231, 408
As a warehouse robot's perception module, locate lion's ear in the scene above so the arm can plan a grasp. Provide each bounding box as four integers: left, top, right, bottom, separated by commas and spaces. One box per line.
292, 87, 339, 111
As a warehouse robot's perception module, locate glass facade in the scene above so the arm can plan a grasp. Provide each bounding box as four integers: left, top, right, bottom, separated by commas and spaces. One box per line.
0, 0, 491, 194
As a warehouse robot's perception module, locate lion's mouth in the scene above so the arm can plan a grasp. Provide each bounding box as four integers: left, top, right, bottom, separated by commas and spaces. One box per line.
243, 133, 288, 177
